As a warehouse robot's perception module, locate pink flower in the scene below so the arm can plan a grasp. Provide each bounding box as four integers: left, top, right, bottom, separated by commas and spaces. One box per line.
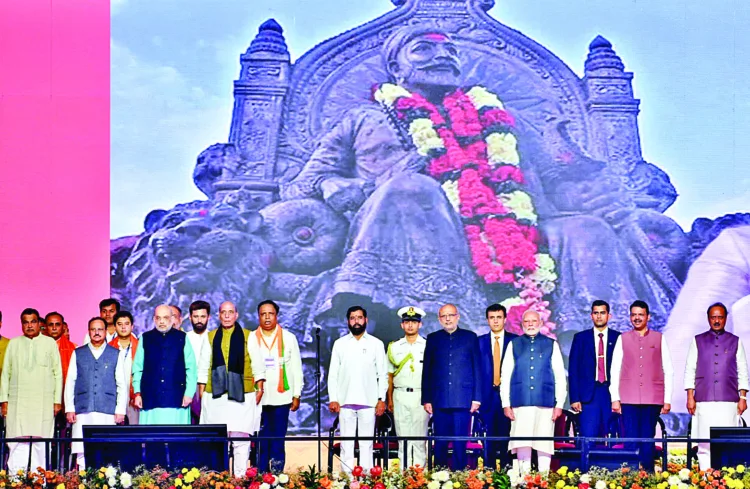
262, 474, 275, 484
245, 467, 258, 479
350, 482, 361, 489
480, 108, 515, 128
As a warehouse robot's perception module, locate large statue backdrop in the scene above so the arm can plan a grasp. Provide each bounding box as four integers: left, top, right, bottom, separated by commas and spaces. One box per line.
110, 0, 750, 434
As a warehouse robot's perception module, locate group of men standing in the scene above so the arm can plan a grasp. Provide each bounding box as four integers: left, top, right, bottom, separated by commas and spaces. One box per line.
0, 299, 304, 475
0, 296, 745, 473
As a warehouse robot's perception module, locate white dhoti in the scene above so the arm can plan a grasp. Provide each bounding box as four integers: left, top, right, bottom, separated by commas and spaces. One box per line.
393, 389, 429, 467
71, 412, 116, 469
201, 392, 261, 476
339, 406, 376, 473
508, 407, 554, 474
8, 440, 47, 474
692, 402, 739, 470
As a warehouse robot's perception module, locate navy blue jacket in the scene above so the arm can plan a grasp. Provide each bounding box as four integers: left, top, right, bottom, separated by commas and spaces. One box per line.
421, 327, 482, 409
568, 327, 620, 404
477, 331, 517, 405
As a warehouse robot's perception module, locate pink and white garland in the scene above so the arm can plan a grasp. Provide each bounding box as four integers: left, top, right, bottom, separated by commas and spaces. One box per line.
374, 84, 557, 335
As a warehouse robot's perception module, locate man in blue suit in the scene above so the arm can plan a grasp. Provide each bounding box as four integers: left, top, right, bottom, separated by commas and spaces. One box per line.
422, 304, 483, 469
568, 300, 620, 441
477, 304, 517, 468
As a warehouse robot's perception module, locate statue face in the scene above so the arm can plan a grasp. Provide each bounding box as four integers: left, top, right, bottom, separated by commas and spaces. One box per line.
392, 33, 461, 91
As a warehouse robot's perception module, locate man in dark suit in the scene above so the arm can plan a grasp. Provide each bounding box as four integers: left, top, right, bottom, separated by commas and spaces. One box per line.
477, 303, 517, 468
568, 300, 620, 440
422, 304, 483, 469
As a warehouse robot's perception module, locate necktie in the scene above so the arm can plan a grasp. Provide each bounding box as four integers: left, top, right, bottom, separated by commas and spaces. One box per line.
493, 336, 501, 386
597, 332, 606, 383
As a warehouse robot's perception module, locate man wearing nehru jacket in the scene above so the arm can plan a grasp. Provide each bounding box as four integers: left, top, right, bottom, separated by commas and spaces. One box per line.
684, 302, 749, 470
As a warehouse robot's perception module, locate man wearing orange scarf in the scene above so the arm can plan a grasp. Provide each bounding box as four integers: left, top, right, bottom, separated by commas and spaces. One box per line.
46, 312, 77, 396
249, 300, 303, 472
109, 311, 140, 424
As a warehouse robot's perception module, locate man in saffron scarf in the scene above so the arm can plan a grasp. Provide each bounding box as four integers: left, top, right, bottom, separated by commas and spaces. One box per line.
199, 301, 266, 476
110, 310, 140, 424
248, 300, 303, 472
132, 304, 197, 424
45, 311, 77, 465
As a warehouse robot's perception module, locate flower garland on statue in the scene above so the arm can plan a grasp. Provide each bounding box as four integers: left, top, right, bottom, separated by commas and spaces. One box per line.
373, 83, 557, 335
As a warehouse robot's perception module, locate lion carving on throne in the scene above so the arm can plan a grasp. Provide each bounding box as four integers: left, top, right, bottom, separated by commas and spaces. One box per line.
112, 0, 715, 431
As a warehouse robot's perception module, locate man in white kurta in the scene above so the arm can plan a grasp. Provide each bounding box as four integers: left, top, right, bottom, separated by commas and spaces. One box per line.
65, 317, 128, 469
249, 300, 303, 472
684, 302, 749, 469
199, 301, 265, 476
109, 311, 140, 424
501, 310, 566, 475
386, 306, 428, 468
0, 308, 63, 473
187, 300, 212, 423
328, 306, 387, 473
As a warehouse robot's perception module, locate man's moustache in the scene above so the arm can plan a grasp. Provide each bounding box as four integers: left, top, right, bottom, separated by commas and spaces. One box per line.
419, 63, 459, 74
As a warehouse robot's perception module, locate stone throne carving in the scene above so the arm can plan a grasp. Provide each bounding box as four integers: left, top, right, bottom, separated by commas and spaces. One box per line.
204, 0, 687, 334
119, 0, 699, 433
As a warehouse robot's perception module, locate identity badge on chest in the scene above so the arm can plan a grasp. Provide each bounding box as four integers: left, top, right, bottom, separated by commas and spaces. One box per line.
265, 357, 277, 370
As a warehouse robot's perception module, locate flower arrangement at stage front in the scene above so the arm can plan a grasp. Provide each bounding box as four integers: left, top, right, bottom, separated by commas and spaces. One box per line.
374, 84, 557, 335
4, 463, 750, 489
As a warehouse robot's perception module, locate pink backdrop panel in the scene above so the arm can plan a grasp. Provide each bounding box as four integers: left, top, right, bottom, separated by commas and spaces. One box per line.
0, 0, 110, 342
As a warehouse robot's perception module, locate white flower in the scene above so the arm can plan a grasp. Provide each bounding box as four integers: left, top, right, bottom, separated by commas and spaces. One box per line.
374, 84, 412, 106
108, 477, 117, 487
270, 476, 279, 486
441, 180, 460, 213
278, 475, 289, 485
579, 474, 590, 484
678, 468, 691, 481
499, 190, 537, 223
678, 483, 689, 489
432, 471, 450, 482
120, 472, 132, 489
595, 481, 607, 489
486, 132, 519, 165
105, 466, 118, 479
441, 482, 453, 489
466, 87, 504, 109
261, 483, 271, 489
500, 296, 526, 310
427, 481, 440, 489
408, 119, 444, 156
668, 475, 681, 486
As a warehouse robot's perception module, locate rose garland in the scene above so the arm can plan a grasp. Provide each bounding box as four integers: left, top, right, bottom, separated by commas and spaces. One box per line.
374, 84, 557, 335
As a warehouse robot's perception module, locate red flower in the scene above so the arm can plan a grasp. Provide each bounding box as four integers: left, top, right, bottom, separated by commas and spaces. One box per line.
250, 482, 260, 489
489, 165, 525, 184
480, 108, 515, 128
374, 483, 386, 489
262, 474, 275, 484
245, 467, 258, 479
352, 466, 364, 477
370, 466, 383, 477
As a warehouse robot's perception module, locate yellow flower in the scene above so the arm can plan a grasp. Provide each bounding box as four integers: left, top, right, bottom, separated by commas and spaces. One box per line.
186, 486, 192, 489
79, 485, 85, 489
80, 470, 87, 477
500, 296, 525, 310
441, 180, 460, 213
500, 190, 537, 223
557, 466, 568, 476
737, 465, 745, 473
104, 485, 109, 489
486, 132, 519, 166
57, 484, 65, 489
182, 468, 189, 474
176, 479, 183, 487
374, 84, 413, 106
465, 87, 504, 109
453, 483, 460, 488
529, 253, 558, 294
556, 481, 565, 488
185, 475, 195, 484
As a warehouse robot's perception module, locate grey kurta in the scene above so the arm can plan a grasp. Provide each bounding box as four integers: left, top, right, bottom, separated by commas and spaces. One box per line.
0, 335, 63, 438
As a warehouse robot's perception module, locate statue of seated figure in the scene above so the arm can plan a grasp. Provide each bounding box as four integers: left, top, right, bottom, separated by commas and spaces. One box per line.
279, 24, 688, 341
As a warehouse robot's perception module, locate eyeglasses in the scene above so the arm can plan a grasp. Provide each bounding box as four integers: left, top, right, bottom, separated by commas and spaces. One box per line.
439, 313, 458, 319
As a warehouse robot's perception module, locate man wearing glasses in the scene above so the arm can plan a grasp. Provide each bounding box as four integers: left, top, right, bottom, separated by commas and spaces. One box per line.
422, 304, 482, 469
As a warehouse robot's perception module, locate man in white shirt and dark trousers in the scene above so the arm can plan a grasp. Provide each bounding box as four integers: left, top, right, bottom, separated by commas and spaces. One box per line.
250, 300, 304, 472
187, 300, 212, 423
65, 317, 128, 469
684, 302, 749, 470
328, 306, 387, 473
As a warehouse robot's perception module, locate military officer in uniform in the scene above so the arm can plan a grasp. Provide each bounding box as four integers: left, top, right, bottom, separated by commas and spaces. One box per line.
387, 306, 429, 467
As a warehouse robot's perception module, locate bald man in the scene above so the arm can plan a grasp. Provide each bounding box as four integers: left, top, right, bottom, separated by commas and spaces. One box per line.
199, 301, 265, 476
132, 305, 197, 424
501, 310, 567, 475
421, 304, 483, 470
